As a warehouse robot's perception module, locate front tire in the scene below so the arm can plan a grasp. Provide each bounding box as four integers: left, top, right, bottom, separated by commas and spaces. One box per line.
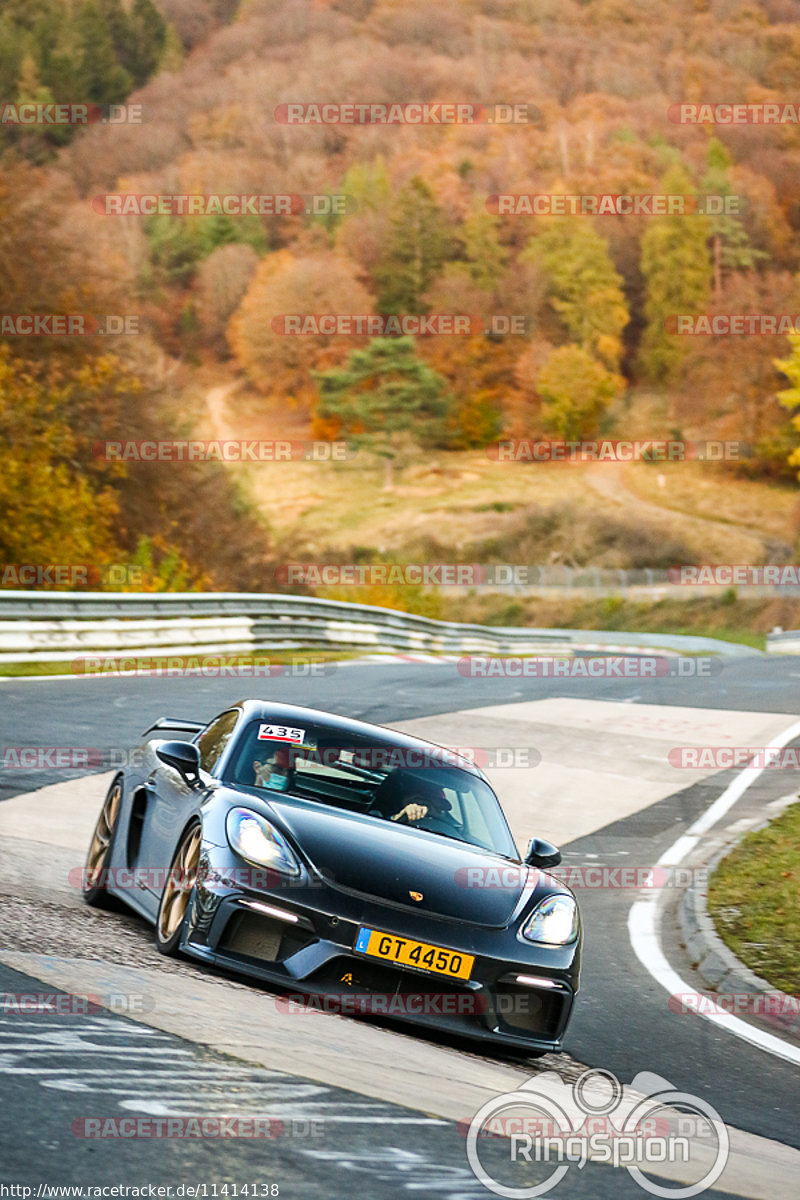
155, 821, 202, 956
83, 777, 123, 908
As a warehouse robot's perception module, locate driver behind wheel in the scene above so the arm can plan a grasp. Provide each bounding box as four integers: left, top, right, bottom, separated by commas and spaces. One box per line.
392, 785, 447, 824
371, 772, 456, 832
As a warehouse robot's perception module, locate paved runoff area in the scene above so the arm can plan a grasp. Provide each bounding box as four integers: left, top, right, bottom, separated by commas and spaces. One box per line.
1, 697, 799, 1197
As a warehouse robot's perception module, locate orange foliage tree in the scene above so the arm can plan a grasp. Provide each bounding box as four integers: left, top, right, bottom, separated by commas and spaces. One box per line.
228, 249, 374, 406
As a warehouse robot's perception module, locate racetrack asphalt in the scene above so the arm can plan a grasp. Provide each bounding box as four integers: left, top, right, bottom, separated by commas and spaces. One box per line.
1, 655, 798, 1197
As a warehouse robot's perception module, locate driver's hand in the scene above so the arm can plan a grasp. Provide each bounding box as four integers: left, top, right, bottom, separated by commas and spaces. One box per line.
393, 803, 428, 823
253, 759, 270, 784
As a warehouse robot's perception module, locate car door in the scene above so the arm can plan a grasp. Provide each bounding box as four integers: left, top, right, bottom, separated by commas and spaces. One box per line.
138, 709, 241, 907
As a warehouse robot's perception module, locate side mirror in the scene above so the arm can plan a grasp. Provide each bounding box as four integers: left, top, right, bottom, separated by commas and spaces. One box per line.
157, 740, 201, 786
524, 837, 562, 869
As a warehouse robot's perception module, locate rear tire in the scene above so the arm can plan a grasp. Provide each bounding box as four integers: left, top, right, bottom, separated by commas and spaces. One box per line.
83, 777, 123, 908
155, 821, 202, 956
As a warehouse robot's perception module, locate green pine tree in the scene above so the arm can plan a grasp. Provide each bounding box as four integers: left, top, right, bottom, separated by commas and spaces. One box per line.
457, 202, 508, 290
144, 209, 266, 287
42, 22, 86, 109
702, 138, 766, 297
13, 53, 61, 158
314, 336, 455, 487
373, 179, 451, 315
159, 21, 185, 73
637, 164, 713, 384
0, 17, 24, 100
76, 0, 132, 106
523, 221, 629, 370
97, 0, 131, 65
125, 0, 167, 87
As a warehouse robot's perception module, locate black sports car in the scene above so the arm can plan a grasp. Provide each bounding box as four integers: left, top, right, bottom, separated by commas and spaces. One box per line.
83, 700, 581, 1053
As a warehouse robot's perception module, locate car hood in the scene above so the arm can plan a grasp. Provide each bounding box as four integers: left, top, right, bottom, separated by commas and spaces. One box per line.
266, 797, 531, 927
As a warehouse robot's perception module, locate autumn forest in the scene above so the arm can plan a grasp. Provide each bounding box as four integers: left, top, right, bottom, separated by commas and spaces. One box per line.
3, 0, 800, 595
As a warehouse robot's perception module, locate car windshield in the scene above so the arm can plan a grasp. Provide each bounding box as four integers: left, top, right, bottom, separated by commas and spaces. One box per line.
226, 719, 518, 858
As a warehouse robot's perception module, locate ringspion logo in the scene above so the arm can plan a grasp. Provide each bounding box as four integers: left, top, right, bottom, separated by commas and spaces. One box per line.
465, 1068, 729, 1197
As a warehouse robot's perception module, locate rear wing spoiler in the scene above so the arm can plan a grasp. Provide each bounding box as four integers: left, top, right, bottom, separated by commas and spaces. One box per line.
142, 716, 206, 738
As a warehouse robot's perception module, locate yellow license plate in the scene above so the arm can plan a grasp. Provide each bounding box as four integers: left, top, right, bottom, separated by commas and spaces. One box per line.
354, 927, 474, 980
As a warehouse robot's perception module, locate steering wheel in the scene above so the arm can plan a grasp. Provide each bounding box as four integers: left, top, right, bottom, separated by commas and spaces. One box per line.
408, 803, 461, 836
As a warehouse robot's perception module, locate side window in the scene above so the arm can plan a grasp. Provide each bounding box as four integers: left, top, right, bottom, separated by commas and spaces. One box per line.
196, 710, 239, 774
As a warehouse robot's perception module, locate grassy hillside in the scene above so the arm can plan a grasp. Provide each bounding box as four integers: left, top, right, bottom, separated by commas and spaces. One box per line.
195, 371, 797, 566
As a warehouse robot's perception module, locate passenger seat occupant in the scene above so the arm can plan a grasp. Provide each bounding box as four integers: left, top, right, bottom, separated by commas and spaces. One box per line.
253, 747, 292, 791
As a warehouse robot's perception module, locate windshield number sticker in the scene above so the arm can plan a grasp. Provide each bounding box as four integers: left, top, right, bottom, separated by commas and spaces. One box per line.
257, 723, 306, 743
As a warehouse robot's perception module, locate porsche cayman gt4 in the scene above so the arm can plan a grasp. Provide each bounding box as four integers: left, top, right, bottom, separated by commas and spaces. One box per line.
83, 700, 581, 1052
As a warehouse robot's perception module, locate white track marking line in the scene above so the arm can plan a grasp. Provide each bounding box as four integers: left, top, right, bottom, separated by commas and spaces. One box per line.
628, 718, 800, 1066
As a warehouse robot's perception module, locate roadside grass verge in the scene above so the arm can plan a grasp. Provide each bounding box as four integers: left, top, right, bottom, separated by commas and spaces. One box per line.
708, 799, 800, 996
315, 590, 800, 650
0, 649, 355, 678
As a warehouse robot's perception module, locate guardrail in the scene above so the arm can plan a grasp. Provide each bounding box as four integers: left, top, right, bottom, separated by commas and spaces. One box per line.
766, 629, 800, 654
0, 591, 759, 664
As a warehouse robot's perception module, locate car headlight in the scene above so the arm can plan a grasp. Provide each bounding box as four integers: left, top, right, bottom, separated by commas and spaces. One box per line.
519, 894, 578, 945
226, 807, 300, 876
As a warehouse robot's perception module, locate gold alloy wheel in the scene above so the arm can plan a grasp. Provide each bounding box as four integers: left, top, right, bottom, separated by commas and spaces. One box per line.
84, 781, 122, 890
157, 824, 201, 943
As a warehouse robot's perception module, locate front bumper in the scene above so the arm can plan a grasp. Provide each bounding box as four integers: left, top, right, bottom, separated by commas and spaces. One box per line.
182, 846, 580, 1052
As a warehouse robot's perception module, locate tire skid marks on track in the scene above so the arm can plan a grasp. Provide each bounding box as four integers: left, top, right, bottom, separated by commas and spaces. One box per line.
0, 1015, 445, 1127
0, 1025, 191, 1057
301, 1147, 490, 1197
